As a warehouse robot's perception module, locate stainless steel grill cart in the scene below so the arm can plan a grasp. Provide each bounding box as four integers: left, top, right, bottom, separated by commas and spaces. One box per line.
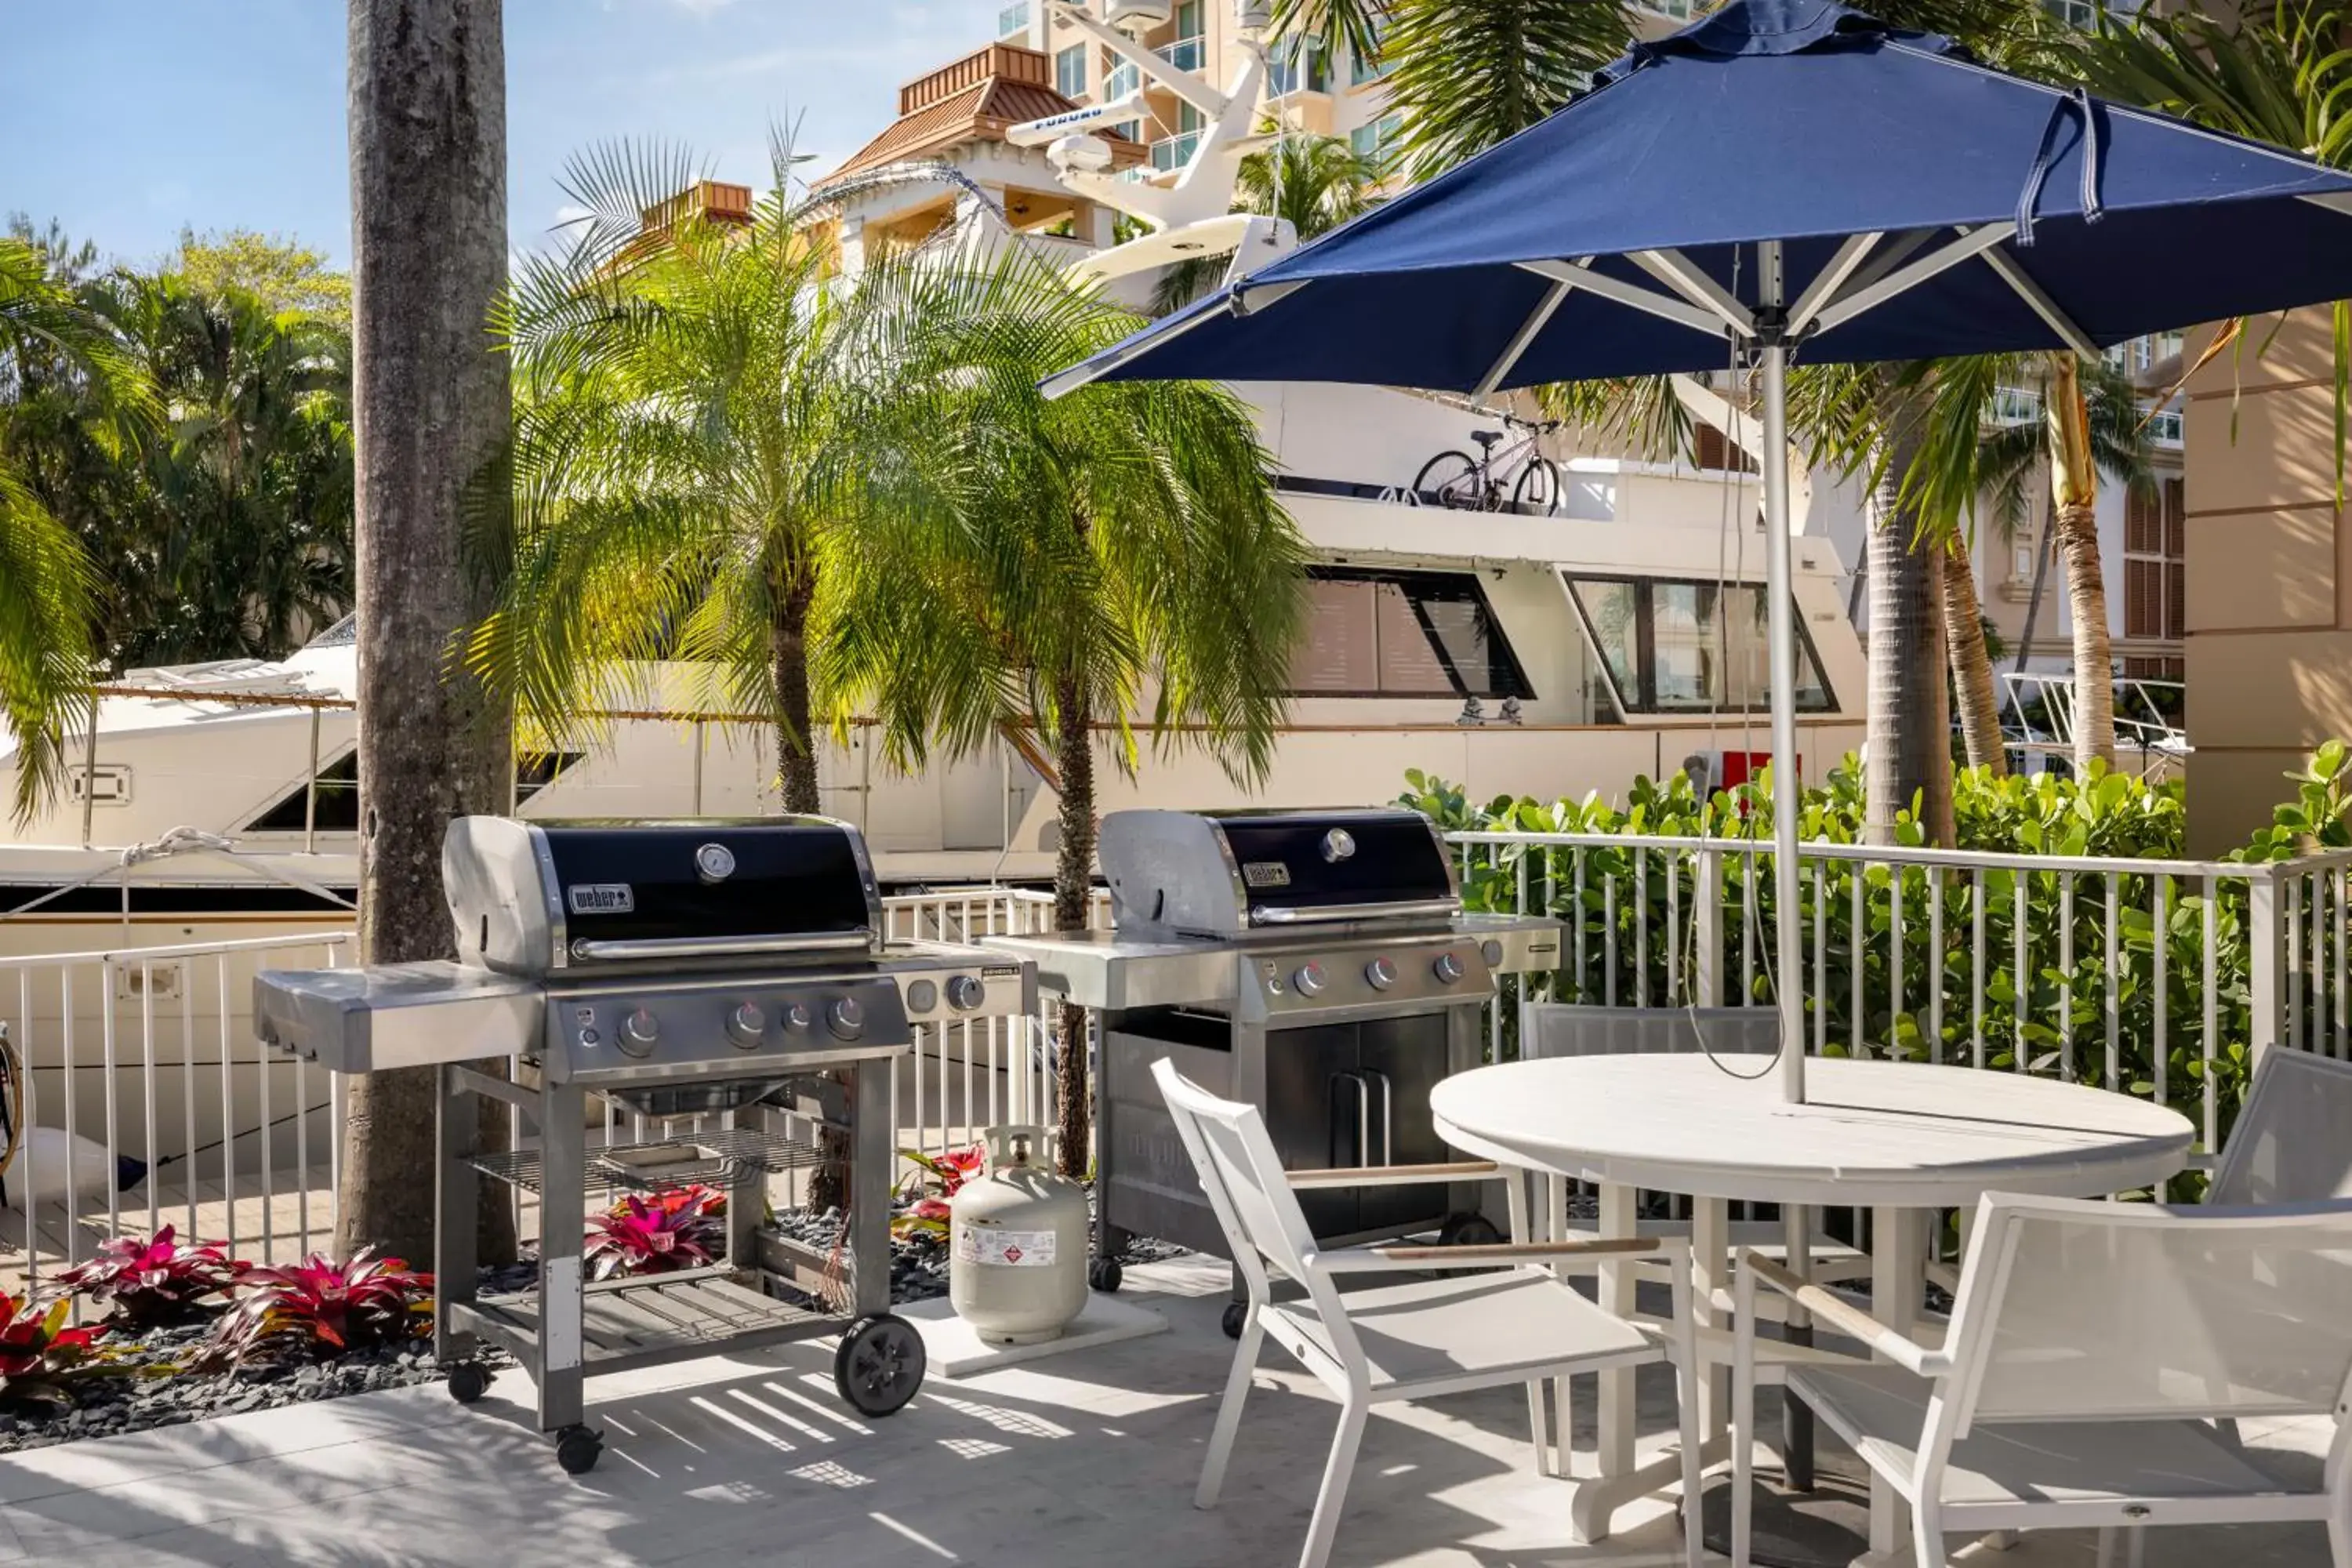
982, 808, 1559, 1334
256, 815, 1033, 1474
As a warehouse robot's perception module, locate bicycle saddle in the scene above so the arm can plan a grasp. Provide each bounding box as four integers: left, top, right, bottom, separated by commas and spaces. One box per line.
1470, 429, 1502, 448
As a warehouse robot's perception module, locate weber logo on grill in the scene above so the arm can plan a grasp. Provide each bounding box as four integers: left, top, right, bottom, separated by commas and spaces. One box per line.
567, 884, 634, 915
1241, 861, 1291, 889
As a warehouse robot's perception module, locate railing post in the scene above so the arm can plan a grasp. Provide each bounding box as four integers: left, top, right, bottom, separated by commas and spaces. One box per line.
1693, 847, 1723, 1006
2248, 866, 2288, 1065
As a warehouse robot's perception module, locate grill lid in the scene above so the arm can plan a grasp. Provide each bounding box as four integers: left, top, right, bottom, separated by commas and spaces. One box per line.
445, 816, 884, 978
1098, 808, 1459, 938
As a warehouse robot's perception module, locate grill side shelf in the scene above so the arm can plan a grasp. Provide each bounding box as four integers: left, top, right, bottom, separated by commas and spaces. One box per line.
469, 1126, 823, 1195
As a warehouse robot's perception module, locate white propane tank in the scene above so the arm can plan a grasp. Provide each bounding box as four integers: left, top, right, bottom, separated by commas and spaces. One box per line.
1104, 0, 1173, 35
949, 1126, 1090, 1346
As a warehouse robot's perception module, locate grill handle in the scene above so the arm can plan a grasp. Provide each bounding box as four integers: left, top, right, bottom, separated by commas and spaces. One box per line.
567, 931, 873, 963
1250, 898, 1461, 926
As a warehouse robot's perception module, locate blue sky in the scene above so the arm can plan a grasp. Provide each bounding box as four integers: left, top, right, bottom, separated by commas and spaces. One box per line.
3, 0, 1008, 270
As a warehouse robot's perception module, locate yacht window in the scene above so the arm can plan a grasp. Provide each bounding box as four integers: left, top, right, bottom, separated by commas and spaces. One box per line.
1288, 568, 1532, 699
1564, 576, 1834, 714
244, 750, 584, 833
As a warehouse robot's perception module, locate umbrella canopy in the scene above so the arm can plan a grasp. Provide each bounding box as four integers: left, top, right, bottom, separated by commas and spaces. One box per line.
1047, 0, 2352, 398
1044, 0, 2352, 1105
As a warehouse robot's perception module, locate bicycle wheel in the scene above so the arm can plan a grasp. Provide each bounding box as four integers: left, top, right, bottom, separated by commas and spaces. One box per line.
1414, 450, 1483, 509
1512, 456, 1563, 516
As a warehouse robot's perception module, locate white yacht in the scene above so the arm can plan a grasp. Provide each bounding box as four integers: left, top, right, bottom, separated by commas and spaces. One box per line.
0, 2, 1868, 947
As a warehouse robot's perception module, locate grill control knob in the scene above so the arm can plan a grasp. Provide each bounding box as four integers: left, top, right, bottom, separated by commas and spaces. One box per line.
727, 1002, 767, 1049
1432, 952, 1465, 985
1365, 956, 1398, 990
945, 975, 986, 1011
619, 1008, 660, 1057
1292, 962, 1327, 997
828, 996, 866, 1040
781, 1001, 813, 1032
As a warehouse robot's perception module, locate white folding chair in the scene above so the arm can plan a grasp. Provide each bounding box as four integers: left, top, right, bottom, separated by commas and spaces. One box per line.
1152, 1057, 1707, 1568
2205, 1046, 2352, 1205
1731, 1192, 2352, 1568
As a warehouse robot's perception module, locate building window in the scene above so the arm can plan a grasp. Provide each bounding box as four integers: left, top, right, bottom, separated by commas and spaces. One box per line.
1988, 384, 2042, 426
1055, 44, 1087, 100
1287, 568, 1534, 699
1105, 51, 1139, 100
1565, 576, 1836, 715
1269, 38, 1330, 98
998, 1, 1032, 38
2042, 0, 2101, 28
1348, 112, 1403, 167
2107, 330, 2185, 376
1639, 0, 1696, 17
1350, 17, 1389, 83
2141, 401, 2183, 448
1152, 103, 1205, 171
2124, 477, 2186, 644
245, 750, 583, 833
1160, 0, 1204, 69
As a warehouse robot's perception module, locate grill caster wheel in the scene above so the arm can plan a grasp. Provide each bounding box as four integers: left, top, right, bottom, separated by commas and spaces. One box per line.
1221, 1301, 1247, 1340
835, 1313, 926, 1417
554, 1425, 602, 1475
1438, 1212, 1505, 1249
446, 1362, 492, 1405
1088, 1258, 1123, 1294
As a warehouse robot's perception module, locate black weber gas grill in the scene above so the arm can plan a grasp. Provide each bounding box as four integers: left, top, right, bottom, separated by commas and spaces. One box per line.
253, 816, 1033, 1474
985, 808, 1559, 1332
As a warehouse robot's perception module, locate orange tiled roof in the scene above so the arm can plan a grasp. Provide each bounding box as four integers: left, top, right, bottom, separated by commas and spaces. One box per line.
817, 42, 1145, 187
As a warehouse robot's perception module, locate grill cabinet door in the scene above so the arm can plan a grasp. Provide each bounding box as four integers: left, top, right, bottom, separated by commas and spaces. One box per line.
1355, 1012, 1457, 1236
1262, 1023, 1361, 1240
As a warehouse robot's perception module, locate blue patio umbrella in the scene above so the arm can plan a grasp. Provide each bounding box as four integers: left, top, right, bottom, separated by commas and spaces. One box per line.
1045, 0, 2352, 1103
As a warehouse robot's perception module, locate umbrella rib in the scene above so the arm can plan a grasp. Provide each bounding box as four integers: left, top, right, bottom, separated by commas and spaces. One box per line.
1632, 249, 1756, 336
1809, 223, 2017, 336
1786, 232, 1883, 337
1519, 259, 1729, 340
1976, 245, 2100, 359
1472, 261, 1590, 401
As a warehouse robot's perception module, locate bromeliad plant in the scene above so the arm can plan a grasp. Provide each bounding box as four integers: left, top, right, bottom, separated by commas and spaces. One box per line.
583, 1186, 726, 1280
193, 1248, 433, 1368
56, 1226, 245, 1328
891, 1145, 982, 1242
0, 1294, 126, 1409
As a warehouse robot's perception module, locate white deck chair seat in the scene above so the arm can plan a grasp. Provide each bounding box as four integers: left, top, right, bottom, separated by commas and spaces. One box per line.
1789, 1362, 2290, 1511
1266, 1269, 1662, 1392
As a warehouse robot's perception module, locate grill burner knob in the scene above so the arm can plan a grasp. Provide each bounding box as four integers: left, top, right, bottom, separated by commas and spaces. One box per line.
782, 1002, 813, 1032
1432, 952, 1465, 985
828, 997, 866, 1040
1292, 962, 1327, 996
727, 1002, 767, 1048
1365, 956, 1398, 990
945, 975, 986, 1011
619, 1008, 660, 1057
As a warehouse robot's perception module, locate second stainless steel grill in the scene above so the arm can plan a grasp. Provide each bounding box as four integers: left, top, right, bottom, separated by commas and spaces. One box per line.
985, 808, 1559, 1328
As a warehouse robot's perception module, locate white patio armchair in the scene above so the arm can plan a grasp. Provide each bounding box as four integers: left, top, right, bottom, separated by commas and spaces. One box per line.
2202, 1044, 2352, 1205
1730, 1192, 2352, 1568
1151, 1056, 1707, 1568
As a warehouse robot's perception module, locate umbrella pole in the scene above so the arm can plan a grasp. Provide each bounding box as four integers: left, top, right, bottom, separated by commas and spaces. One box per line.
1759, 248, 1806, 1105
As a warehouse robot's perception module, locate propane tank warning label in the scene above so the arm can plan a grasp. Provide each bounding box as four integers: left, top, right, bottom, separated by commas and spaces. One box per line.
956, 1227, 1058, 1267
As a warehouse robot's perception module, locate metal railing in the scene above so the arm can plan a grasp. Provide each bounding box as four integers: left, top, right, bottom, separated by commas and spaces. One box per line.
1448, 829, 2351, 1154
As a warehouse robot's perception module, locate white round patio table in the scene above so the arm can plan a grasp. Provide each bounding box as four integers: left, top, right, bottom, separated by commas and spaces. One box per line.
1429, 1054, 2196, 1558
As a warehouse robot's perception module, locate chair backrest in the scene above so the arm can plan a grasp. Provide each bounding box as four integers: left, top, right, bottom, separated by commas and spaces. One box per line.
2208, 1047, 2352, 1206
1522, 1003, 1779, 1062
1150, 1057, 1320, 1287
1942, 1192, 2352, 1432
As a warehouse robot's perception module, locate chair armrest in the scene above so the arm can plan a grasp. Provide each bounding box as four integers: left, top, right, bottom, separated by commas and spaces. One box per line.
1738, 1251, 1949, 1377
2186, 1150, 2219, 1173
1285, 1160, 1499, 1190
1312, 1236, 1669, 1274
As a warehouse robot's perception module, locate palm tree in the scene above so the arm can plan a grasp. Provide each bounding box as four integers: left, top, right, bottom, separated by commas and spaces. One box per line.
474, 137, 929, 817
0, 233, 146, 820
1152, 132, 1388, 315
818, 244, 1307, 1176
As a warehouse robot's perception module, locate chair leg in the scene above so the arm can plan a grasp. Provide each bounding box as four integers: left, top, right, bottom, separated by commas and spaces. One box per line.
1524, 1378, 1553, 1479
2095, 1526, 2117, 1568
1196, 1305, 1265, 1510
1298, 1393, 1370, 1568
1676, 1351, 1704, 1568
1910, 1499, 1946, 1568
2329, 1486, 2352, 1568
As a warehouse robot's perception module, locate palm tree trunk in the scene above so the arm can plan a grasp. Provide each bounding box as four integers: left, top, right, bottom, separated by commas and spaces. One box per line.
1941, 538, 2007, 778
769, 568, 821, 814
341, 0, 514, 1268
1864, 413, 1955, 848
1051, 673, 1095, 1181
2045, 354, 2115, 771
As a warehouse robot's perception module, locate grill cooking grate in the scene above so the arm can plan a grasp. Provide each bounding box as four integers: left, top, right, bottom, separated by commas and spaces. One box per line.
471, 1126, 823, 1195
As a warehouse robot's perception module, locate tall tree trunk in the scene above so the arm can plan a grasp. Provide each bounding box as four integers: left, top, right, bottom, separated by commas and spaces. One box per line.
1051, 673, 1095, 1181
1863, 410, 1955, 848
769, 568, 820, 814
1941, 538, 2007, 778
2045, 354, 2115, 772
341, 0, 513, 1268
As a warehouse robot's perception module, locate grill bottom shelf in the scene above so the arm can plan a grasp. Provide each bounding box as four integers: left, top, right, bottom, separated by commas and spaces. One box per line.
454, 1269, 837, 1375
